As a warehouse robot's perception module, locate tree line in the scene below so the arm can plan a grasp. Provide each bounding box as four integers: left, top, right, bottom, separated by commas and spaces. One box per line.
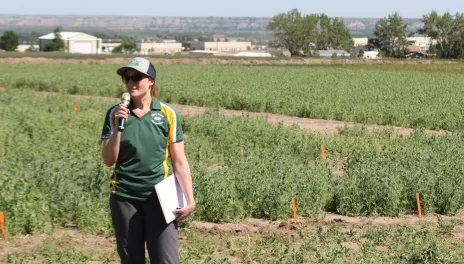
267, 9, 464, 59
1, 9, 463, 59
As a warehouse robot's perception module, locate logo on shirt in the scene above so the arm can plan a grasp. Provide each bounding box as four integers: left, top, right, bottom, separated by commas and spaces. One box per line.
151, 113, 164, 125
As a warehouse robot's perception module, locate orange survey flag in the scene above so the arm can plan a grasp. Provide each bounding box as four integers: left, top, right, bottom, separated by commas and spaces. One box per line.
0, 212, 5, 238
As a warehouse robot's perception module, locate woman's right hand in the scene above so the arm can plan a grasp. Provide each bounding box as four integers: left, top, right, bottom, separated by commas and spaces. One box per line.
111, 104, 130, 132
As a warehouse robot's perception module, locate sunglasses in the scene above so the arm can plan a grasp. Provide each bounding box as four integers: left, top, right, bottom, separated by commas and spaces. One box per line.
122, 74, 148, 84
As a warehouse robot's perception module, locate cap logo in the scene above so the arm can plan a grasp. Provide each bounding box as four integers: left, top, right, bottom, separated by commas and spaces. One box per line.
128, 59, 140, 67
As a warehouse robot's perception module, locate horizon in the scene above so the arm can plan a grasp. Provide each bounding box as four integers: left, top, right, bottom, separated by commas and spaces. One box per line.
1, 0, 462, 19
0, 14, 429, 20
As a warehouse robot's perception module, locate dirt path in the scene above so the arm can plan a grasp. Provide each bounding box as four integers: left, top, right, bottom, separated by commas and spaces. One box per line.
29, 90, 446, 136
2, 210, 463, 263
195, 210, 464, 234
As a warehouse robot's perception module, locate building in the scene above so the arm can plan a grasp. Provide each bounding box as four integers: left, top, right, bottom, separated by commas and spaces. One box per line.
189, 50, 218, 56
406, 36, 436, 53
353, 38, 369, 47
137, 43, 182, 54
316, 50, 351, 58
16, 44, 39, 52
190, 41, 251, 52
38, 32, 102, 54
101, 43, 121, 54
233, 52, 273, 57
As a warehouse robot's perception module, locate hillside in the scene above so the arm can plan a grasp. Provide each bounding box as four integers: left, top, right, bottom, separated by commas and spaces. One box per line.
0, 15, 424, 37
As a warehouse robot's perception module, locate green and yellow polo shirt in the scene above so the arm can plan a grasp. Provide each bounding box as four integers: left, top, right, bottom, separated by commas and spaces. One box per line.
101, 98, 184, 201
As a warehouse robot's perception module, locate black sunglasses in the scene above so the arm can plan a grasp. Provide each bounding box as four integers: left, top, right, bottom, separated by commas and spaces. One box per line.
122, 74, 148, 84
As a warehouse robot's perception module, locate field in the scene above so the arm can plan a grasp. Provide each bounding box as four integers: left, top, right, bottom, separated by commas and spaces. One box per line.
1, 58, 464, 263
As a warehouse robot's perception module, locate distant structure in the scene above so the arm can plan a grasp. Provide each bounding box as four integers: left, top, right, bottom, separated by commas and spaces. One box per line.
16, 44, 39, 52
213, 34, 226, 42
137, 43, 182, 54
101, 43, 120, 54
233, 52, 272, 57
406, 36, 436, 53
353, 38, 369, 47
363, 51, 380, 59
190, 41, 251, 52
38, 32, 102, 54
316, 50, 351, 58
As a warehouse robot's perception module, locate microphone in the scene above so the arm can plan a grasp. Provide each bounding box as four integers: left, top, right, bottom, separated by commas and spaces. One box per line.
118, 92, 131, 132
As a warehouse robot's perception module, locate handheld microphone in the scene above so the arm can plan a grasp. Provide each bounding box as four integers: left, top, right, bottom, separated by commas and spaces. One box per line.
118, 93, 131, 132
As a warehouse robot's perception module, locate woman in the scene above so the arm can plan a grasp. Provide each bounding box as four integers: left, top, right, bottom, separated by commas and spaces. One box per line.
101, 57, 196, 264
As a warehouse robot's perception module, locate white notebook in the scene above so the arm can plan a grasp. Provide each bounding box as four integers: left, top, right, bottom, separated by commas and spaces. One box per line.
154, 174, 187, 224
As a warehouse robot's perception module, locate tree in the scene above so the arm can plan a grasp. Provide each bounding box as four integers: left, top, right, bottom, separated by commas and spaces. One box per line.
373, 12, 408, 57
44, 26, 65, 52
420, 11, 464, 59
112, 42, 137, 54
366, 37, 381, 51
314, 14, 354, 52
267, 9, 310, 55
267, 9, 353, 56
0, 31, 19, 51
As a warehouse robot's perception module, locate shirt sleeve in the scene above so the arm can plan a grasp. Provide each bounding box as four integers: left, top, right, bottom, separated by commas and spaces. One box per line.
101, 105, 117, 140
168, 108, 184, 144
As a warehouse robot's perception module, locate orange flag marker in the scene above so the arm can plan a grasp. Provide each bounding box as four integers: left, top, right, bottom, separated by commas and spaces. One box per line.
292, 198, 298, 222
73, 104, 78, 114
416, 193, 422, 217
0, 212, 5, 239
240, 148, 245, 158
320, 144, 327, 163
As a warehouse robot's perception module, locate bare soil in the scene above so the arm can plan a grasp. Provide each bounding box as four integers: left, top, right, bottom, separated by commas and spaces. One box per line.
194, 209, 464, 236
2, 210, 463, 263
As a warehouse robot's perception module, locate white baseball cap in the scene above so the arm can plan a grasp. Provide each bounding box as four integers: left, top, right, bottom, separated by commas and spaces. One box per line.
116, 57, 156, 80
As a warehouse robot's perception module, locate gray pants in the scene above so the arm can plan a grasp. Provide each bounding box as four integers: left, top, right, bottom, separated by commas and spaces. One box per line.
110, 193, 179, 264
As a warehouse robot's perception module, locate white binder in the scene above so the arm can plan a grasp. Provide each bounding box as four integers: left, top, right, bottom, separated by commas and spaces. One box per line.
154, 174, 187, 224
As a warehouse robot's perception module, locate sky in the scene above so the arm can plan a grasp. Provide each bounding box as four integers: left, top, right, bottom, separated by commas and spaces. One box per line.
1, 0, 463, 18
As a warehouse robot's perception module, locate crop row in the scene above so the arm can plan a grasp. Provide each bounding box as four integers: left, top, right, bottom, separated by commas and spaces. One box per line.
1, 64, 464, 130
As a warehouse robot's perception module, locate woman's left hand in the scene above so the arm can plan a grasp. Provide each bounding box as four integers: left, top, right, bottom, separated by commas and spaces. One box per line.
172, 203, 196, 222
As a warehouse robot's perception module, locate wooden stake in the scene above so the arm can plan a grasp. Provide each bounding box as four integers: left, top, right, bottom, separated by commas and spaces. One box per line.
240, 148, 245, 158
320, 144, 327, 163
0, 212, 5, 239
292, 198, 298, 222
416, 193, 422, 217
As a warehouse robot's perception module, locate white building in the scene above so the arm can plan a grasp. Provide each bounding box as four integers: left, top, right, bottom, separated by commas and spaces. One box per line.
38, 32, 102, 54
233, 52, 273, 57
353, 38, 369, 47
16, 44, 39, 52
137, 43, 182, 54
190, 41, 251, 52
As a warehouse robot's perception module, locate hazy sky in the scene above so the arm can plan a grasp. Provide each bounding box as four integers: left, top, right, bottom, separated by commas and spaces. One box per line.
2, 0, 462, 18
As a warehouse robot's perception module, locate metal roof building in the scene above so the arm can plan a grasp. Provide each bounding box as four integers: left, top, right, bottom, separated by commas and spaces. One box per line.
38, 32, 102, 54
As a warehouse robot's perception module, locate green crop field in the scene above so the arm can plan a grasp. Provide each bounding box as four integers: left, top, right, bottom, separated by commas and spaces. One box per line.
2, 89, 464, 226
1, 63, 464, 131
2, 62, 464, 263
